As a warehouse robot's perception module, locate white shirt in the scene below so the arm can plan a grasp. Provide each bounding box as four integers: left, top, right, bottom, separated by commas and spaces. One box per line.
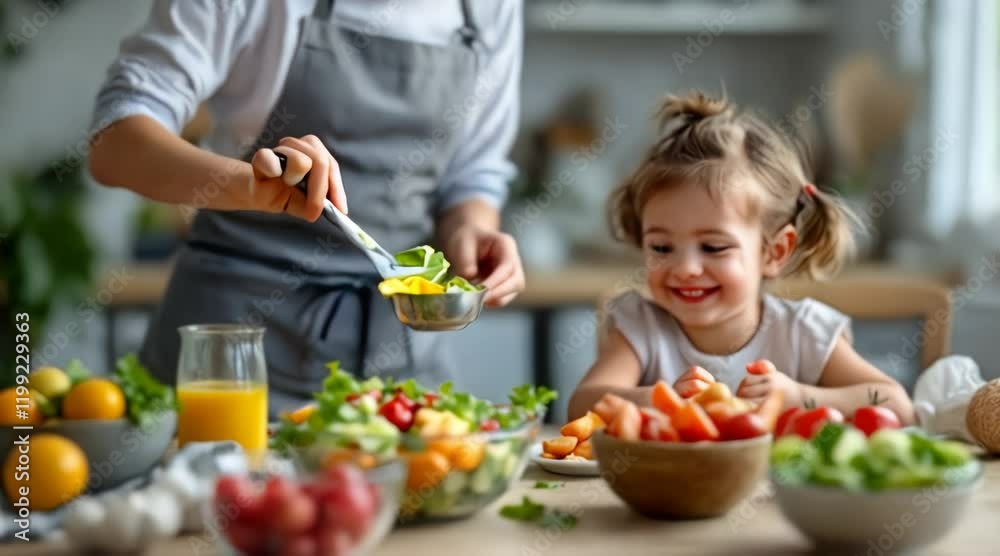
91, 0, 521, 210
608, 291, 852, 390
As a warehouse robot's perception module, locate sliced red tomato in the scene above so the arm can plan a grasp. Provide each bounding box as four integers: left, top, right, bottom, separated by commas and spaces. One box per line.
423, 392, 439, 406
775, 407, 802, 437
378, 398, 414, 431
720, 412, 767, 440
790, 406, 844, 439
478, 418, 500, 432
852, 406, 901, 437
389, 391, 417, 411
701, 401, 744, 430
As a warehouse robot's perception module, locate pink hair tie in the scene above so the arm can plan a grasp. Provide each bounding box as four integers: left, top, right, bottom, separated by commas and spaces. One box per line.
803, 183, 817, 197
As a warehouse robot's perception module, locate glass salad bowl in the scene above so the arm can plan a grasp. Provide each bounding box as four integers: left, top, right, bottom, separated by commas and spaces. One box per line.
209, 457, 406, 556
270, 363, 555, 525
394, 412, 542, 523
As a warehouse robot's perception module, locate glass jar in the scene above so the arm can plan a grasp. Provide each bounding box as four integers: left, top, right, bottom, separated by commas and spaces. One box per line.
175, 324, 268, 454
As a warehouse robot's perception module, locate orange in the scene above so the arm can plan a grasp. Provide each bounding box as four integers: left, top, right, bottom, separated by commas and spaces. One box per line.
61, 379, 126, 420
0, 387, 43, 425
3, 433, 89, 511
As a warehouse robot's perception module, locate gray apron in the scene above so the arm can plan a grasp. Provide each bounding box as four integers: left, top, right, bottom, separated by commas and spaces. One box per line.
141, 0, 482, 417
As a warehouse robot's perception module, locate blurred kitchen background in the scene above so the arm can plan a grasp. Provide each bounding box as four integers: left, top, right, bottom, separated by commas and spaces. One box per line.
2, 0, 999, 419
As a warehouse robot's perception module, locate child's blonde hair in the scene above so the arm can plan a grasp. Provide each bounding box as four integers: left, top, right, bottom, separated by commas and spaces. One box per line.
608, 90, 856, 279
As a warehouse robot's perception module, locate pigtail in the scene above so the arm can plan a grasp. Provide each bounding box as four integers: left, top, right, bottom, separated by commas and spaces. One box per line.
787, 187, 859, 279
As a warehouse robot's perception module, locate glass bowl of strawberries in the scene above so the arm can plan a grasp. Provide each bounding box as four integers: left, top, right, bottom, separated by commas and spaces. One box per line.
210, 455, 406, 556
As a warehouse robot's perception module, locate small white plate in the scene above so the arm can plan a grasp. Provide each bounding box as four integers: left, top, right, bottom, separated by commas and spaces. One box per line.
529, 442, 600, 477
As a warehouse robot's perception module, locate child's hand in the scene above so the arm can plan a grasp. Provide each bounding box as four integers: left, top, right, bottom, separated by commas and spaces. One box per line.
673, 366, 715, 398
736, 359, 804, 407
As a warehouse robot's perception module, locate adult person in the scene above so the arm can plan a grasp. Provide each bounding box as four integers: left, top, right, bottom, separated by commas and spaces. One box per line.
88, 0, 525, 415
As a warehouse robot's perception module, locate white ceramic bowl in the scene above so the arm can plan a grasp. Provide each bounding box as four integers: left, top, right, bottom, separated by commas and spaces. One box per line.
772, 465, 983, 552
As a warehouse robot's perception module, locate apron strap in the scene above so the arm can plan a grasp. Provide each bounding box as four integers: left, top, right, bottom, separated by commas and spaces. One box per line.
458, 0, 480, 48
314, 0, 334, 20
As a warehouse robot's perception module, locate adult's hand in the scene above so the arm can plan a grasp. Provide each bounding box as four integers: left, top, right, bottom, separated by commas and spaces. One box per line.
250, 135, 348, 221
444, 223, 525, 308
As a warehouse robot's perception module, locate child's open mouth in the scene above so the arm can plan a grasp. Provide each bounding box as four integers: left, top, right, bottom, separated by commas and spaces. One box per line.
670, 286, 720, 303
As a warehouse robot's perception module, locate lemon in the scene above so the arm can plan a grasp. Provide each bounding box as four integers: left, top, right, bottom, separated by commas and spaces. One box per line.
29, 367, 72, 400
3, 433, 89, 511
62, 379, 126, 420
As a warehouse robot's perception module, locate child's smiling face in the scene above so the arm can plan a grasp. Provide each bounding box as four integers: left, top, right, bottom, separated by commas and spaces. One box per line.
641, 180, 780, 350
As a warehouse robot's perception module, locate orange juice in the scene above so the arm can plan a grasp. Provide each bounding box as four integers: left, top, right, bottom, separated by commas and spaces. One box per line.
176, 380, 268, 452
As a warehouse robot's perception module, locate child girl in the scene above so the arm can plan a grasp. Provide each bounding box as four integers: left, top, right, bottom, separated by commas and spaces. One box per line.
568, 91, 915, 425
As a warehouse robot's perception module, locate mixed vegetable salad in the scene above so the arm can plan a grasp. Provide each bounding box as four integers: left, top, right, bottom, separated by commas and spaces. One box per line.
771, 423, 981, 491
270, 362, 556, 521
377, 245, 483, 296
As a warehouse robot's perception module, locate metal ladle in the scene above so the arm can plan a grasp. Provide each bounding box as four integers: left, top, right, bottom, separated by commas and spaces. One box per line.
274, 153, 485, 331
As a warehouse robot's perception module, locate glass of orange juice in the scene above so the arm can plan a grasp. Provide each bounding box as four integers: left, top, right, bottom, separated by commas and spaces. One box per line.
175, 324, 268, 455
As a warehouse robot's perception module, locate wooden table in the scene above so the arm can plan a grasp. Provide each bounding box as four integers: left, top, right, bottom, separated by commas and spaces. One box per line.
6, 454, 998, 555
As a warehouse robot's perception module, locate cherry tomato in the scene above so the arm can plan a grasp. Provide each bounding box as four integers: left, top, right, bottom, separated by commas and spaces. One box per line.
720, 412, 767, 440
214, 475, 265, 525
478, 418, 500, 432
272, 491, 317, 535
378, 399, 414, 431
390, 391, 417, 411
852, 406, 901, 437
790, 407, 844, 439
775, 407, 802, 437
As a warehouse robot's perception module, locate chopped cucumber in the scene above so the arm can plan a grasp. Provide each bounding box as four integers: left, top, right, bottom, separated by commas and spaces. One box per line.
771, 436, 813, 466
423, 485, 459, 516
470, 462, 496, 495
883, 465, 943, 489
868, 429, 912, 465
930, 441, 973, 467
486, 440, 513, 463
441, 471, 468, 497
773, 423, 979, 492
810, 464, 863, 490
501, 452, 520, 479
813, 424, 867, 466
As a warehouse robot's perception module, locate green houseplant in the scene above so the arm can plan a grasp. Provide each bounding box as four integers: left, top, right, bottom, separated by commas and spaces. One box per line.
0, 161, 95, 387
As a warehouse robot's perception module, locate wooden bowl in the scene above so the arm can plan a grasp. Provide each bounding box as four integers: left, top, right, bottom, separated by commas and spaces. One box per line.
591, 430, 771, 519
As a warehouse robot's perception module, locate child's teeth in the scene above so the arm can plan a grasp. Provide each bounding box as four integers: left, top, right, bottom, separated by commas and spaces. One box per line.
681, 289, 704, 297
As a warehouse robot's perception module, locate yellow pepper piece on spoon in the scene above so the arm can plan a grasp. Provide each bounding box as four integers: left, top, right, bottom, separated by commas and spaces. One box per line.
378, 276, 445, 296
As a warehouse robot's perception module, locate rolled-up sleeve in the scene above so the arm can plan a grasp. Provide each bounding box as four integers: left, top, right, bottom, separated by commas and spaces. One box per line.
90, 0, 255, 138
436, 0, 522, 212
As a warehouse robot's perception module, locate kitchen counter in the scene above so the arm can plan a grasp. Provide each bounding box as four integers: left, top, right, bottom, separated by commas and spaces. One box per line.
4, 442, 998, 555
78, 259, 962, 309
